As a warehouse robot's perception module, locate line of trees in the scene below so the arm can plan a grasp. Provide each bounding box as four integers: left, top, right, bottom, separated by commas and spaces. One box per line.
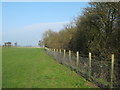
42, 2, 120, 63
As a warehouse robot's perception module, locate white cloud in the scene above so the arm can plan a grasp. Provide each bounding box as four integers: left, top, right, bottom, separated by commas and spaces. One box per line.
22, 21, 69, 32
2, 21, 70, 46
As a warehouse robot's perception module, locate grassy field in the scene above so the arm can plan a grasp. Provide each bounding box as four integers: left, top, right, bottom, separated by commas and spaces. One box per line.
2, 47, 98, 88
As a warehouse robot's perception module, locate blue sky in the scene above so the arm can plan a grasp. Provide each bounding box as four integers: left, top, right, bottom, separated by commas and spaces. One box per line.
2, 2, 89, 46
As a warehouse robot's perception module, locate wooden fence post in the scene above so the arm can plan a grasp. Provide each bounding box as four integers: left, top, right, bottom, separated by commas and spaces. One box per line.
89, 52, 92, 80
76, 51, 79, 67
56, 49, 58, 56
64, 50, 66, 58
59, 49, 61, 53
57, 49, 58, 52
69, 50, 71, 64
63, 49, 66, 63
54, 49, 55, 56
110, 54, 115, 88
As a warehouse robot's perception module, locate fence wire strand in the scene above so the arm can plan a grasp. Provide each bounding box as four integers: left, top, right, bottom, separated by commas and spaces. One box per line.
45, 48, 120, 88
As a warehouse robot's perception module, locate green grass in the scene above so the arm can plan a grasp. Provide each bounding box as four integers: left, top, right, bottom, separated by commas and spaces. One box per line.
2, 47, 98, 88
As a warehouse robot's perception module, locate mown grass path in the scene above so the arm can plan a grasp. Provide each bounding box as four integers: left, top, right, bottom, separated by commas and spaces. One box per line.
2, 48, 98, 88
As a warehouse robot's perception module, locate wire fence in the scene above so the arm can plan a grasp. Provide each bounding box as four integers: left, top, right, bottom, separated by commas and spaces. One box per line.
45, 48, 120, 88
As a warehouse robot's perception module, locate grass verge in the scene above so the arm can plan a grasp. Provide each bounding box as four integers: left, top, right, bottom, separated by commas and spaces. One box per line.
2, 47, 99, 88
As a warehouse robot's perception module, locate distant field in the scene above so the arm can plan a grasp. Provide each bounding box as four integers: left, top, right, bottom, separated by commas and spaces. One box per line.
2, 47, 98, 88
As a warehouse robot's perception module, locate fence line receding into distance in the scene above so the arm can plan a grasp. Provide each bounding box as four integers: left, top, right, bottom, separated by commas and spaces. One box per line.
45, 48, 120, 88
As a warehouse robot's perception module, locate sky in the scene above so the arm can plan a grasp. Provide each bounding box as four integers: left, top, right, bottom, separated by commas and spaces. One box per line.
2, 2, 89, 46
